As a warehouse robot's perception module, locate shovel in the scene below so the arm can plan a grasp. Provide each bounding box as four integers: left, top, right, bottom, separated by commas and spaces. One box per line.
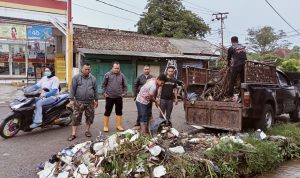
149, 104, 171, 135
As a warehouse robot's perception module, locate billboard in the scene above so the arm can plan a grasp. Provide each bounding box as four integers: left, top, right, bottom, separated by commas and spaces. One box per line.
0, 23, 26, 39
27, 26, 53, 40
0, 0, 67, 15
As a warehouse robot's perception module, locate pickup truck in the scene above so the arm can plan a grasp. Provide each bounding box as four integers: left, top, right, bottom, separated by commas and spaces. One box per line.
184, 61, 300, 131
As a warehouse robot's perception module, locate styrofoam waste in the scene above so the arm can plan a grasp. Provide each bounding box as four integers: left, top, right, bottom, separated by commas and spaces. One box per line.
170, 128, 179, 137
57, 171, 69, 178
149, 145, 163, 156
254, 129, 267, 140
220, 135, 244, 144
153, 165, 167, 177
74, 164, 89, 178
37, 162, 55, 178
191, 125, 205, 130
169, 146, 185, 154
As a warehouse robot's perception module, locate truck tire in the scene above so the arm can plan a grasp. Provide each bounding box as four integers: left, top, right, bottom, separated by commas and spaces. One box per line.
256, 104, 274, 131
289, 104, 300, 122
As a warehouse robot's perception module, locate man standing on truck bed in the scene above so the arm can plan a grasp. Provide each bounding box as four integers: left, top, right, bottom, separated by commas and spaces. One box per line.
227, 36, 247, 100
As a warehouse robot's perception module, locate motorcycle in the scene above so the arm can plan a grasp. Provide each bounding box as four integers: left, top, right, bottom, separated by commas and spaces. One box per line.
176, 80, 185, 100
0, 87, 73, 139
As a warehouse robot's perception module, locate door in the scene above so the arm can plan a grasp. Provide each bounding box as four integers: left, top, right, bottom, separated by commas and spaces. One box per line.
276, 72, 297, 113
88, 61, 134, 94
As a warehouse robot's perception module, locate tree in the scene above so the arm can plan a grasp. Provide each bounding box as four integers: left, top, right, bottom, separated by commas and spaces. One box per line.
136, 0, 210, 38
280, 58, 300, 72
246, 26, 289, 54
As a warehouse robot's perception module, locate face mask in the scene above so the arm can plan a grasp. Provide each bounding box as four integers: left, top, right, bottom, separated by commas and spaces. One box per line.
44, 71, 52, 77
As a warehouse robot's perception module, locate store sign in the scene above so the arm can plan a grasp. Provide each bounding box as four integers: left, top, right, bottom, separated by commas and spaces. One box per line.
0, 23, 26, 40
0, 0, 67, 15
27, 26, 52, 40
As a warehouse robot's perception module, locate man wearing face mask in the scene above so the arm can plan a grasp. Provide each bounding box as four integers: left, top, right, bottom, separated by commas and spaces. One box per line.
29, 65, 60, 128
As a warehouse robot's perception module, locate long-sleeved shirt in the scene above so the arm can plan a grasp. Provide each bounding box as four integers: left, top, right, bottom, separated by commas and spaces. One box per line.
69, 73, 99, 103
34, 76, 60, 97
133, 74, 153, 97
227, 43, 247, 68
102, 71, 128, 98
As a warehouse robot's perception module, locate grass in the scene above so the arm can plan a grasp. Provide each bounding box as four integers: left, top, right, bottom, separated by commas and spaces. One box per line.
204, 123, 300, 178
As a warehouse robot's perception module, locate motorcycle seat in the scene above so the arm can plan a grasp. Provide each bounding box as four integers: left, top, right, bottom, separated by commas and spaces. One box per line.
42, 94, 69, 113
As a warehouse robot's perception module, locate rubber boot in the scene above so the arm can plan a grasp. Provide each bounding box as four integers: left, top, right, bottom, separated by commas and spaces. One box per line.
116, 115, 124, 131
140, 122, 149, 135
103, 116, 109, 132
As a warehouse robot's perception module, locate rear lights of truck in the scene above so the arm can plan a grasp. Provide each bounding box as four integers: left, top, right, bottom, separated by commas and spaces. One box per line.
243, 91, 251, 107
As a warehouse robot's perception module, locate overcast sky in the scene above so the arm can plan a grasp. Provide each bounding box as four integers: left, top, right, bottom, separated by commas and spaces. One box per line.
0, 0, 299, 47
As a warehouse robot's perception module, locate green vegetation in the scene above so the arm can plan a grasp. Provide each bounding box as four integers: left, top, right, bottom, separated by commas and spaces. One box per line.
136, 0, 210, 38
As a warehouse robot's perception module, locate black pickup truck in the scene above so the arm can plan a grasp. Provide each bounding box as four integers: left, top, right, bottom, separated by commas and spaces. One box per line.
184, 61, 300, 131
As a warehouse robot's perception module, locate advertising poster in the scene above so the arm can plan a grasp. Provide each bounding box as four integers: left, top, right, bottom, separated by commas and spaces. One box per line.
27, 26, 53, 40
0, 23, 26, 40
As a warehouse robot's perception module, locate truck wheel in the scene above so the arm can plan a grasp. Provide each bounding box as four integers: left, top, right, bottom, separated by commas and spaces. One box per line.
256, 104, 274, 131
289, 104, 300, 122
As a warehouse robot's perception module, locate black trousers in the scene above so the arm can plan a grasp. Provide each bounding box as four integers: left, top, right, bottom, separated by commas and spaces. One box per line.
228, 66, 244, 97
104, 97, 123, 116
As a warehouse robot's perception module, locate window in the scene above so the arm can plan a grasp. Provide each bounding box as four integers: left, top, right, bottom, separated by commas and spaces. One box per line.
278, 73, 289, 87
0, 44, 9, 75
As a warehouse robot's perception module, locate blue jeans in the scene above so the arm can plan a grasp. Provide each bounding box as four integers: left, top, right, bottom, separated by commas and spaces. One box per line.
32, 96, 57, 124
136, 101, 151, 123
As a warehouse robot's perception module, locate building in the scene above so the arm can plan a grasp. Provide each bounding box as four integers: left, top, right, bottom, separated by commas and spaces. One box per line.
73, 25, 219, 94
0, 16, 66, 83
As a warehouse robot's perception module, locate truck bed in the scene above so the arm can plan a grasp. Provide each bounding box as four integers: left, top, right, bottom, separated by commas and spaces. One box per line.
185, 101, 243, 131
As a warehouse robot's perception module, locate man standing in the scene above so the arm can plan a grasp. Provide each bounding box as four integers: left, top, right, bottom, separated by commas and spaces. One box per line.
227, 36, 247, 100
68, 63, 98, 141
102, 61, 128, 132
136, 74, 167, 134
157, 66, 178, 124
133, 65, 153, 127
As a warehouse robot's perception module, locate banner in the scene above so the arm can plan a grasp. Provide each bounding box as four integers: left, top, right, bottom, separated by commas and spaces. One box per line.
27, 26, 52, 40
0, 0, 67, 15
0, 23, 26, 39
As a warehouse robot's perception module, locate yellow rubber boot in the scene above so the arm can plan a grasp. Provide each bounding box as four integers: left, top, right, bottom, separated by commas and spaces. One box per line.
116, 115, 124, 131
103, 116, 109, 132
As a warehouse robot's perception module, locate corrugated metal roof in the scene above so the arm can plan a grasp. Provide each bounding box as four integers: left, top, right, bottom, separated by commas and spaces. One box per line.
168, 38, 220, 56
77, 48, 217, 61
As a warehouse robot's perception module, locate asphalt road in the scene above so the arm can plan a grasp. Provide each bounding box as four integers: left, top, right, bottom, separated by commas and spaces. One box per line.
0, 86, 190, 178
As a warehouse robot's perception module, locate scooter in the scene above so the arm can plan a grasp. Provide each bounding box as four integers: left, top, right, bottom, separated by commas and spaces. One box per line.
0, 87, 73, 139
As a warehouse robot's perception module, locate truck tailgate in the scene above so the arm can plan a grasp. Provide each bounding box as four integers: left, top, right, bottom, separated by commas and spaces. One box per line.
185, 101, 243, 131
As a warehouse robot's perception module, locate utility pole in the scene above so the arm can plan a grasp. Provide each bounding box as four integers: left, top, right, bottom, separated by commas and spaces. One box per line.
67, 0, 73, 90
212, 12, 229, 58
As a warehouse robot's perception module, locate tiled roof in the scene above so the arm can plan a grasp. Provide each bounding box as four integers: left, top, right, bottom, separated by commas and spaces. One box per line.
74, 26, 180, 54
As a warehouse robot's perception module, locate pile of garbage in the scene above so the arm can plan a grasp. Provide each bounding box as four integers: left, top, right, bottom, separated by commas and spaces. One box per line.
36, 126, 224, 178
37, 125, 297, 178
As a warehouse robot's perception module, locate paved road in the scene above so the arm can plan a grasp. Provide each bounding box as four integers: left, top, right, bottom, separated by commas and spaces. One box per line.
0, 85, 191, 178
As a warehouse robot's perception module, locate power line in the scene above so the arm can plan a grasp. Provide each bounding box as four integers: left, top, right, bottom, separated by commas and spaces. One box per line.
73, 3, 137, 22
182, 0, 218, 14
95, 0, 141, 16
112, 0, 139, 10
265, 0, 300, 35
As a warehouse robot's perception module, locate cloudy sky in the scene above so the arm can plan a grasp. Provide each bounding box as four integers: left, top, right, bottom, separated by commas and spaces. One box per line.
1, 0, 299, 47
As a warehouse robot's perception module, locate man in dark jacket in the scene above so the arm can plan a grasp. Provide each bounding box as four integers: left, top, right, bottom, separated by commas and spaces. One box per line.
227, 36, 247, 99
102, 61, 128, 132
133, 65, 153, 127
67, 63, 98, 141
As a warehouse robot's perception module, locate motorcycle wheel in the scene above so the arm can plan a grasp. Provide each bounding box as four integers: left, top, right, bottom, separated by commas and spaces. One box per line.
58, 108, 73, 127
0, 113, 22, 139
